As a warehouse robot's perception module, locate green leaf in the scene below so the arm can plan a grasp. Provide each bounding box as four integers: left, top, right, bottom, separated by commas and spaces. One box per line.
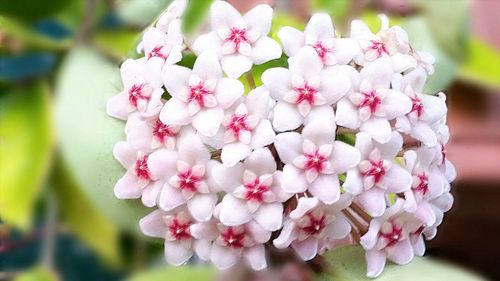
54, 46, 148, 233
93, 29, 141, 61
410, 0, 469, 61
270, 12, 305, 43
317, 246, 487, 281
459, 38, 500, 90
52, 156, 121, 265
403, 17, 458, 94
0, 16, 71, 51
0, 82, 54, 230
14, 267, 57, 281
0, 0, 71, 22
182, 0, 214, 34
117, 0, 171, 27
127, 266, 216, 281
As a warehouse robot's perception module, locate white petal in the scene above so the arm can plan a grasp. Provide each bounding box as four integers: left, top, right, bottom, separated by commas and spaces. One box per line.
335, 99, 361, 129
308, 174, 340, 204
211, 162, 244, 193
165, 241, 193, 266
330, 141, 361, 173
278, 26, 304, 57
177, 133, 211, 164
252, 36, 282, 65
139, 209, 168, 238
250, 120, 275, 149
193, 51, 223, 80
210, 244, 239, 270
302, 119, 335, 145
192, 32, 222, 55
147, 149, 178, 180
385, 165, 412, 193
387, 239, 414, 265
326, 214, 351, 239
160, 98, 191, 125
114, 172, 144, 199
274, 132, 303, 164
141, 181, 162, 207
244, 147, 277, 175
356, 188, 386, 217
365, 250, 386, 278
331, 38, 360, 65
254, 203, 283, 231
193, 108, 224, 137
261, 67, 292, 100
360, 57, 393, 89
292, 237, 318, 261
162, 65, 190, 98
360, 117, 392, 144
219, 195, 252, 226
244, 4, 273, 36
106, 92, 131, 120
210, 1, 243, 31
113, 141, 137, 168
289, 46, 322, 79
245, 245, 267, 271
282, 165, 309, 193
221, 54, 253, 79
343, 169, 363, 195
221, 142, 252, 167
187, 193, 217, 222
380, 90, 412, 119
319, 72, 351, 104
305, 13, 334, 41
272, 102, 303, 132
193, 239, 212, 261
159, 184, 186, 211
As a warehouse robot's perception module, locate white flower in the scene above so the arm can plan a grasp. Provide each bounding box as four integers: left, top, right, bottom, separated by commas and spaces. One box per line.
200, 87, 275, 166
192, 1, 282, 78
360, 199, 420, 278
140, 22, 184, 66
156, 0, 187, 33
107, 58, 163, 120
351, 14, 416, 72
336, 58, 412, 143
273, 196, 352, 261
125, 113, 185, 151
160, 51, 244, 137
150, 134, 219, 222
274, 121, 360, 204
343, 132, 412, 217
212, 148, 292, 231
263, 46, 351, 131
112, 141, 163, 207
393, 70, 447, 147
139, 208, 195, 265
279, 13, 359, 66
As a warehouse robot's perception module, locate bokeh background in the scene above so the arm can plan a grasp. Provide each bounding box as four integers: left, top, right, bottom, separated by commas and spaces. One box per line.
1, 0, 499, 280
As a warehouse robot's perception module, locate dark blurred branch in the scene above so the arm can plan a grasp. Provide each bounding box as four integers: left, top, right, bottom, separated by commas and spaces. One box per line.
76, 0, 99, 43
41, 193, 58, 271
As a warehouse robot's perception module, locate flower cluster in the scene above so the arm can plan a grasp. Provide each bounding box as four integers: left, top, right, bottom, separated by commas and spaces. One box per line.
107, 0, 455, 278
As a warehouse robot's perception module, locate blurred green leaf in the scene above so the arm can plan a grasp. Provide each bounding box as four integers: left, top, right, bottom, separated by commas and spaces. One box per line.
94, 29, 141, 60
403, 17, 458, 94
52, 157, 121, 265
55, 46, 148, 234
182, 0, 213, 34
270, 12, 305, 43
317, 246, 487, 281
0, 0, 71, 22
127, 266, 216, 281
459, 38, 500, 90
0, 82, 54, 230
0, 16, 71, 51
117, 0, 171, 27
410, 0, 469, 61
311, 0, 349, 22
14, 267, 57, 281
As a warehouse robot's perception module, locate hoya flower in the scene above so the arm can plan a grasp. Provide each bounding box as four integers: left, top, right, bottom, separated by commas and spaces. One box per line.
151, 134, 219, 221
402, 148, 449, 226
351, 14, 416, 72
273, 196, 352, 261
430, 121, 457, 183
160, 51, 244, 137
200, 87, 275, 166
112, 141, 164, 207
360, 199, 420, 278
125, 113, 184, 151
139, 21, 184, 66
279, 13, 359, 66
156, 0, 187, 33
343, 132, 412, 217
192, 1, 282, 78
336, 58, 412, 143
212, 148, 292, 231
393, 71, 447, 147
274, 121, 360, 204
263, 46, 351, 131
206, 208, 272, 270
107, 58, 163, 120
139, 208, 196, 265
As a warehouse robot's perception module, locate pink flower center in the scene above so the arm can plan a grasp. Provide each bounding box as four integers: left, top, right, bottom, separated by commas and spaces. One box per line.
188, 83, 212, 107
148, 45, 168, 59
301, 212, 327, 236
152, 119, 176, 144
225, 27, 249, 52
221, 227, 246, 249
135, 155, 151, 180
243, 178, 270, 203
413, 225, 425, 236
369, 40, 388, 57
168, 218, 192, 241
358, 90, 382, 114
225, 113, 251, 138
362, 159, 386, 184
412, 173, 429, 195
312, 41, 330, 62
410, 96, 424, 117
380, 222, 403, 248
128, 84, 150, 108
304, 149, 328, 173
177, 168, 202, 192
293, 83, 318, 106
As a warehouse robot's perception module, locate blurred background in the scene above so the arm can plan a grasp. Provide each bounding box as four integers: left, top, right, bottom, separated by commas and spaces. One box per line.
0, 0, 499, 280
